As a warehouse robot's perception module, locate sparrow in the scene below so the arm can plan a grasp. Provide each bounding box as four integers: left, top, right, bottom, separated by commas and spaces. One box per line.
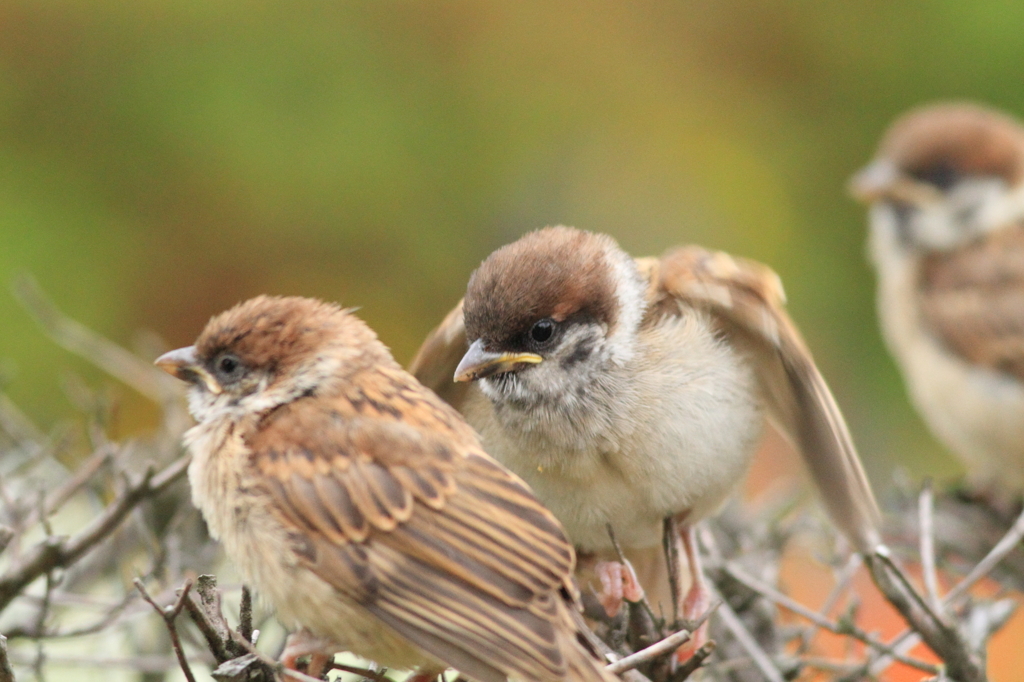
850, 102, 1024, 493
409, 226, 881, 647
154, 295, 620, 682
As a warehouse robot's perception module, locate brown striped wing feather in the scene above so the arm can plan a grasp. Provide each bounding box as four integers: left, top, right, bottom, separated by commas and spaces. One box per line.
246, 368, 601, 682
919, 223, 1024, 381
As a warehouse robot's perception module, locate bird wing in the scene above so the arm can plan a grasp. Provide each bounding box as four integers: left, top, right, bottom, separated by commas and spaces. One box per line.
247, 367, 589, 682
408, 299, 473, 411
643, 245, 881, 553
918, 222, 1024, 381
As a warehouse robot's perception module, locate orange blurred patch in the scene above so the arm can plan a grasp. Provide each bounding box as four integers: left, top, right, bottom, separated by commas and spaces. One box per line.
745, 427, 1024, 681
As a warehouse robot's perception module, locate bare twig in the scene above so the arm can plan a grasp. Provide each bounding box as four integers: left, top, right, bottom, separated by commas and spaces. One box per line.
866, 548, 985, 682
0, 455, 190, 613
4, 652, 177, 673
566, 606, 653, 682
238, 586, 254, 645
798, 553, 861, 652
0, 635, 14, 682
870, 504, 1024, 677
707, 583, 785, 682
919, 480, 943, 612
724, 561, 940, 674
184, 575, 241, 664
12, 275, 182, 406
226, 630, 323, 682
606, 605, 717, 675
19, 445, 115, 532
134, 578, 196, 682
945, 505, 1024, 606
0, 528, 13, 557
0, 392, 45, 447
7, 590, 139, 639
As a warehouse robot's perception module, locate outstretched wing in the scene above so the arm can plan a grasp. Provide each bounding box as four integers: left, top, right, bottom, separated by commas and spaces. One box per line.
919, 222, 1024, 381
408, 300, 473, 411
247, 368, 586, 682
646, 246, 881, 553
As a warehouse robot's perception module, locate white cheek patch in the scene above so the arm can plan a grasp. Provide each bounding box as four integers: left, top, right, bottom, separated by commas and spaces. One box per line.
975, 178, 1024, 232
905, 177, 1021, 251
603, 246, 647, 365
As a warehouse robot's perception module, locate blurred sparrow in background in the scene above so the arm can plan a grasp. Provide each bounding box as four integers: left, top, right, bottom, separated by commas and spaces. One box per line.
410, 226, 880, 652
851, 102, 1024, 494
156, 295, 619, 682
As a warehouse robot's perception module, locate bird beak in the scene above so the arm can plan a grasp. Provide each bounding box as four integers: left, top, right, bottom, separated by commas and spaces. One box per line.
454, 339, 543, 383
155, 346, 223, 395
849, 160, 899, 202
849, 160, 942, 206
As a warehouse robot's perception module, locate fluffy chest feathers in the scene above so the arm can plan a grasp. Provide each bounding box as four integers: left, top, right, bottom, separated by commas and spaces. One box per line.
464, 309, 763, 550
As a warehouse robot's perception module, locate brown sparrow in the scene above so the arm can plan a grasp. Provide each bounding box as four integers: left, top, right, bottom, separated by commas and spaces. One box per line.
851, 102, 1024, 493
155, 295, 619, 682
409, 227, 881, 647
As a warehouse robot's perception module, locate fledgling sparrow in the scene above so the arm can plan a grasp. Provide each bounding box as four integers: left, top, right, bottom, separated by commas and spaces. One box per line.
409, 226, 881, 647
851, 102, 1024, 493
155, 295, 619, 682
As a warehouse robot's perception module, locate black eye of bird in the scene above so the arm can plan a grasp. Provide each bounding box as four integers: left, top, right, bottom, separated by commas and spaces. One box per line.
909, 162, 960, 192
530, 318, 555, 343
215, 353, 243, 381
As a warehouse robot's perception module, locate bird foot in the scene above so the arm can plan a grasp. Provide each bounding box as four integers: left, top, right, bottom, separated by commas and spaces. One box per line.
594, 559, 646, 618
674, 580, 711, 663
280, 630, 340, 679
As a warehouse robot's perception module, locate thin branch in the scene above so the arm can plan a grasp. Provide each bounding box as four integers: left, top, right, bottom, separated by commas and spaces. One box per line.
4, 652, 177, 673
919, 480, 943, 612
227, 630, 324, 682
0, 456, 189, 613
0, 392, 45, 447
566, 604, 653, 682
19, 445, 114, 532
0, 635, 14, 682
869, 504, 1024, 677
707, 583, 785, 682
238, 586, 254, 645
0, 528, 12, 559
12, 275, 181, 406
134, 578, 196, 682
945, 505, 1024, 606
723, 561, 939, 674
866, 548, 985, 682
607, 605, 717, 675
8, 589, 138, 639
798, 553, 861, 652
184, 575, 241, 664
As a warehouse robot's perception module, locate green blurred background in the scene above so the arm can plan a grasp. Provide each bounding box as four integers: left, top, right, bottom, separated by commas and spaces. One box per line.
2, 0, 1021, 483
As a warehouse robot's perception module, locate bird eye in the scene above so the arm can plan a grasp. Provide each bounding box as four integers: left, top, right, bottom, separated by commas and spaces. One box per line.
214, 353, 243, 382
530, 318, 555, 343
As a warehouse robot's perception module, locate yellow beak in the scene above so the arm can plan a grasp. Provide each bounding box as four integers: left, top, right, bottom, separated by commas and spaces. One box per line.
155, 346, 222, 394
454, 339, 543, 383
